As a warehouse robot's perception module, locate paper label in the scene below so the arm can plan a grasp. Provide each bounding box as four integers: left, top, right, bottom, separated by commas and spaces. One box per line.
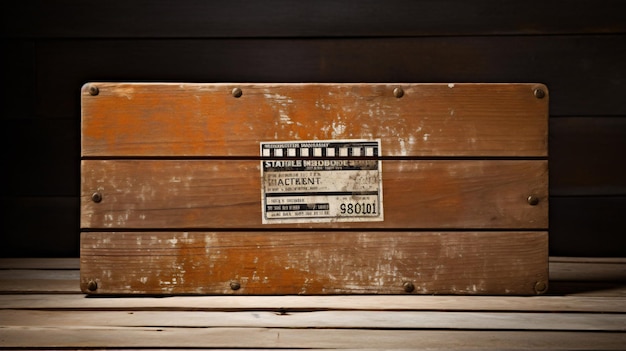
261, 140, 383, 224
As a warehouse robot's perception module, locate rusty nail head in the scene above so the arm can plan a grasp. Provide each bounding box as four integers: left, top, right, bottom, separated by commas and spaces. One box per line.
534, 88, 545, 99
403, 281, 415, 293
534, 281, 548, 294
88, 85, 99, 96
230, 281, 241, 291
92, 192, 103, 203
87, 280, 98, 291
393, 87, 404, 98
527, 195, 539, 206
232, 87, 243, 98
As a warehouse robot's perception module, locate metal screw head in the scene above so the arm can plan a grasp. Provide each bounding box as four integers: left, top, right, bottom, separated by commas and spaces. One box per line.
393, 87, 404, 98
527, 195, 539, 206
403, 281, 415, 293
230, 280, 241, 291
87, 280, 98, 292
88, 85, 99, 96
534, 281, 548, 294
231, 87, 243, 98
534, 88, 545, 99
91, 192, 103, 203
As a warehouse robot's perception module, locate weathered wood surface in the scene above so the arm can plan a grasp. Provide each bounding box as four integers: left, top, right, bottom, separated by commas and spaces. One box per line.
3, 293, 626, 312
2, 327, 624, 350
81, 160, 548, 229
81, 83, 548, 157
0, 258, 625, 350
79, 232, 548, 295
5, 32, 626, 258
3, 310, 624, 331
79, 82, 548, 295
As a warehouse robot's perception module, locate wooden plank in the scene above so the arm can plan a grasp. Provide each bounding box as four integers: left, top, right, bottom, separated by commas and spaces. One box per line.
550, 197, 626, 257
548, 282, 626, 297
2, 1, 624, 38
80, 231, 548, 295
0, 279, 79, 294
34, 36, 626, 118
81, 83, 548, 157
550, 262, 626, 282
80, 160, 548, 229
2, 310, 624, 331
551, 257, 626, 264
8, 117, 626, 198
3, 294, 626, 312
1, 327, 624, 350
550, 117, 626, 196
0, 258, 79, 270
0, 270, 79, 294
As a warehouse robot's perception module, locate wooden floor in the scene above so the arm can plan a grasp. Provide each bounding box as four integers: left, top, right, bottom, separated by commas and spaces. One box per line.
0, 257, 625, 350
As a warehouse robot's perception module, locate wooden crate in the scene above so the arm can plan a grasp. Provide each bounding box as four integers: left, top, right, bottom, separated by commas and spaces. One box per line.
80, 83, 548, 295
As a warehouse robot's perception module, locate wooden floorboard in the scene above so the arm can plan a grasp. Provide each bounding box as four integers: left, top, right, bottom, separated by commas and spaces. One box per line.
0, 257, 624, 350
1, 327, 625, 350
2, 310, 624, 331
2, 294, 626, 312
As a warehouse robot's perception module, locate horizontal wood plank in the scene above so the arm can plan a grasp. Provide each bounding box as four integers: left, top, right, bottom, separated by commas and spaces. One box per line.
81, 83, 548, 157
32, 36, 626, 118
1, 327, 624, 350
2, 310, 624, 331
0, 279, 79, 294
80, 160, 548, 229
550, 262, 626, 282
0, 258, 79, 270
2, 1, 624, 38
80, 231, 548, 295
7, 116, 626, 198
3, 293, 626, 312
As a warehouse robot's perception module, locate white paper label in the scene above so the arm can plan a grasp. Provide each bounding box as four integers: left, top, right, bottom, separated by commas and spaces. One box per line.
261, 139, 383, 224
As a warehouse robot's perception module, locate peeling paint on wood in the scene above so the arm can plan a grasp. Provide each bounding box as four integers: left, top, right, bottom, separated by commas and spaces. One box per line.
80, 83, 549, 295
81, 83, 548, 157
80, 231, 548, 295
81, 160, 547, 229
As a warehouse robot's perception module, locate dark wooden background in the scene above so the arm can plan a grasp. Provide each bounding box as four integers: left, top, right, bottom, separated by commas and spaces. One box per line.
1, 1, 625, 257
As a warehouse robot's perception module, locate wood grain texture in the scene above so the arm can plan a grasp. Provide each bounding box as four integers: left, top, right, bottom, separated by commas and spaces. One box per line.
80, 231, 548, 295
80, 160, 548, 229
4, 293, 626, 312
81, 83, 548, 157
2, 258, 624, 350
2, 327, 624, 350
3, 310, 623, 331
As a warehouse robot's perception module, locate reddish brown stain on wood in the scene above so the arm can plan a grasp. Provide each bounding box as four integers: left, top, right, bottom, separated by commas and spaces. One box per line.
80, 231, 548, 295
81, 83, 547, 157
80, 83, 549, 295
80, 160, 547, 229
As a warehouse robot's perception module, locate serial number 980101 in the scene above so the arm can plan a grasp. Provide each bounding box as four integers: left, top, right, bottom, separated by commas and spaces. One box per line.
339, 202, 377, 215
